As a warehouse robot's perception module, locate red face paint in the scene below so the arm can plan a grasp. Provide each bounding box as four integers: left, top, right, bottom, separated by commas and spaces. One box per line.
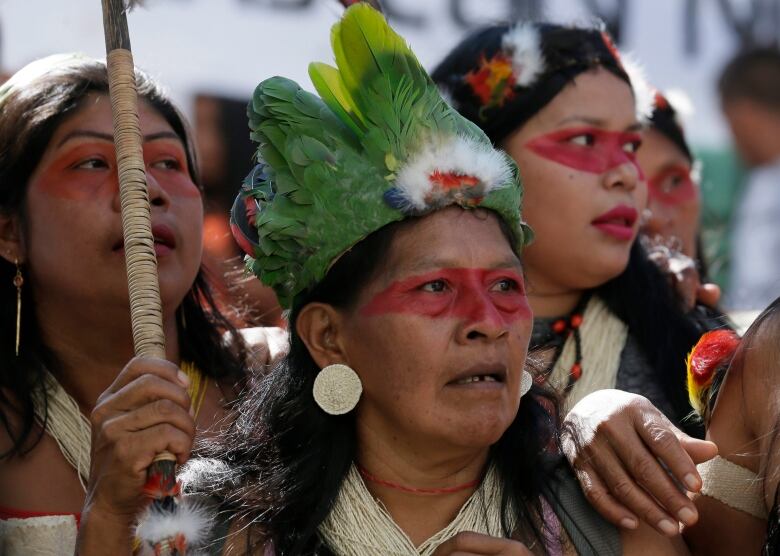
144, 141, 201, 199
525, 127, 643, 177
648, 164, 696, 206
33, 144, 116, 201
32, 139, 200, 201
361, 267, 531, 327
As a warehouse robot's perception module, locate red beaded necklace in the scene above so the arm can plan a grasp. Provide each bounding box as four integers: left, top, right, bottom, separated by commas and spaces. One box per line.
357, 465, 480, 495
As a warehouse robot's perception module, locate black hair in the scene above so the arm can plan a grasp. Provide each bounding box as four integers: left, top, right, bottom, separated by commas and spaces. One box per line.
432, 23, 630, 145
432, 23, 729, 436
0, 55, 247, 459
649, 93, 693, 162
647, 94, 723, 309
597, 242, 722, 436
767, 487, 780, 555
719, 46, 780, 110
193, 211, 566, 555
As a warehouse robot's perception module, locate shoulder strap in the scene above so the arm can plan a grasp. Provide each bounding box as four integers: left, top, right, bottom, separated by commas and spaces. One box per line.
542, 465, 622, 556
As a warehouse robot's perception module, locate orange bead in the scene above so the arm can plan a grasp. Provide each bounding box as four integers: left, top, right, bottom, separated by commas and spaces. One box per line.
552, 319, 567, 334
570, 363, 582, 380
570, 314, 583, 328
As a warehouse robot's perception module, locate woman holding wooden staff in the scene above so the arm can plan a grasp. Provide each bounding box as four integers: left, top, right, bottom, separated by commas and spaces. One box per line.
0, 53, 270, 554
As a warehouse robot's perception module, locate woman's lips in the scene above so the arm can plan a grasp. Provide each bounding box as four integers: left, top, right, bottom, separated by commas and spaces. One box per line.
112, 224, 177, 257
446, 363, 507, 390
591, 205, 638, 241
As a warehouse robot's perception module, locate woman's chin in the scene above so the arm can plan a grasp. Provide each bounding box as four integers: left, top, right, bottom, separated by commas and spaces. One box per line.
438, 408, 516, 449
577, 250, 632, 288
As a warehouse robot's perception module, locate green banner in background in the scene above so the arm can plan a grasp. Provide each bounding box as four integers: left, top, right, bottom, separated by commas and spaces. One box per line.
694, 147, 745, 292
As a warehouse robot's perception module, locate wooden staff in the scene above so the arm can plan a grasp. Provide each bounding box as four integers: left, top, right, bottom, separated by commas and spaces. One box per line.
100, 1, 182, 554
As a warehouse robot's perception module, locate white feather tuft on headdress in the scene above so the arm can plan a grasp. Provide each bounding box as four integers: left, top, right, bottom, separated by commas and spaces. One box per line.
135, 499, 215, 552
501, 23, 546, 88
621, 54, 654, 122
394, 134, 513, 212
663, 88, 695, 121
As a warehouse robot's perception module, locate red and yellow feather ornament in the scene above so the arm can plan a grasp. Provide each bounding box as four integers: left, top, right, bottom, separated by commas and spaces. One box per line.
686, 329, 740, 418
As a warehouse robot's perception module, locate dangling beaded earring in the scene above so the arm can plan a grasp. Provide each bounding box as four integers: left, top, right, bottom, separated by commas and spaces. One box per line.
13, 259, 23, 357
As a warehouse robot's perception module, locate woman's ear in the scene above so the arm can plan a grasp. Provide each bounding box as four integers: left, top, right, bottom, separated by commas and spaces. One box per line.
296, 302, 350, 370
0, 214, 23, 264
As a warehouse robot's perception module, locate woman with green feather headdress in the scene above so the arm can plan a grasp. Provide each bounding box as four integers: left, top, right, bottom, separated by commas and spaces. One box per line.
162, 5, 689, 555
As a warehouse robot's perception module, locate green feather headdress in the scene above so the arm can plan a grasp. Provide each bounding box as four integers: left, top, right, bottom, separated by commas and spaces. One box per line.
231, 4, 531, 309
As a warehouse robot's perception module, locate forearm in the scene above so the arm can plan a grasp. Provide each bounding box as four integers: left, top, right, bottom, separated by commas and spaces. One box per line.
75, 503, 136, 556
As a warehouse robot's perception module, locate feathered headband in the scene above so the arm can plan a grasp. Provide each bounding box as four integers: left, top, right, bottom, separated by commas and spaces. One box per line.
231, 4, 531, 309
432, 22, 640, 144
649, 90, 694, 161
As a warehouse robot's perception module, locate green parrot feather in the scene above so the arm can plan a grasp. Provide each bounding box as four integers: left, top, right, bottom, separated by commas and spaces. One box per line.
233, 4, 529, 308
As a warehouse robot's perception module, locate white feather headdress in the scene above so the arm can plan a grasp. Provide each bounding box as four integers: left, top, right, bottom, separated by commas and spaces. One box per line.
501, 23, 546, 88
621, 54, 655, 122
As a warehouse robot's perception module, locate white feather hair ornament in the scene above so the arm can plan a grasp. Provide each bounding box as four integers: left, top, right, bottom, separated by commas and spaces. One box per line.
663, 88, 695, 125
391, 134, 513, 213
501, 23, 546, 88
621, 55, 655, 123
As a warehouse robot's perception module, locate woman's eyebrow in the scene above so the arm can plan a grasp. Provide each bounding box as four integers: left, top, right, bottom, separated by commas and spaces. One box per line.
56, 129, 181, 148
555, 115, 605, 127
554, 115, 643, 132
398, 258, 523, 275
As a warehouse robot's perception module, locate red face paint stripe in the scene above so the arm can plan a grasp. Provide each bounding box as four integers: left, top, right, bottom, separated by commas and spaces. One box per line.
33, 142, 200, 201
360, 267, 531, 327
525, 126, 643, 177
648, 165, 697, 206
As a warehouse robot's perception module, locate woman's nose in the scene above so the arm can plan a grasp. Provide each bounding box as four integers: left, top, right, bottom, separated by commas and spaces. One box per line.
146, 170, 171, 209
455, 294, 509, 344
602, 159, 639, 192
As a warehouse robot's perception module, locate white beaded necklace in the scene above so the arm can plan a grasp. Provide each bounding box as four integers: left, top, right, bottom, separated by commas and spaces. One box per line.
318, 464, 513, 555
31, 371, 92, 491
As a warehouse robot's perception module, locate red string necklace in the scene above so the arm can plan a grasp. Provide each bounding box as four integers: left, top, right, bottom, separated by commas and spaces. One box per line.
357, 465, 480, 495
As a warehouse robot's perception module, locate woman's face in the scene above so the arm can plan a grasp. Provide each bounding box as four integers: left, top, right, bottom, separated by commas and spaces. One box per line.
339, 208, 532, 453
637, 127, 700, 258
23, 93, 203, 314
503, 68, 646, 295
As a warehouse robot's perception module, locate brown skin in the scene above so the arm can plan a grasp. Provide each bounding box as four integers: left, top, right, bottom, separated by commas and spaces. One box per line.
297, 208, 530, 546
0, 94, 231, 529
637, 128, 700, 259
684, 317, 778, 554
502, 67, 646, 318
562, 319, 778, 550
636, 128, 721, 309
228, 207, 684, 555
563, 391, 717, 536
721, 98, 780, 168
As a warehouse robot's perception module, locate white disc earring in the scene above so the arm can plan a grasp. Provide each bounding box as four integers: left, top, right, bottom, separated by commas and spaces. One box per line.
520, 370, 533, 397
313, 364, 363, 415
